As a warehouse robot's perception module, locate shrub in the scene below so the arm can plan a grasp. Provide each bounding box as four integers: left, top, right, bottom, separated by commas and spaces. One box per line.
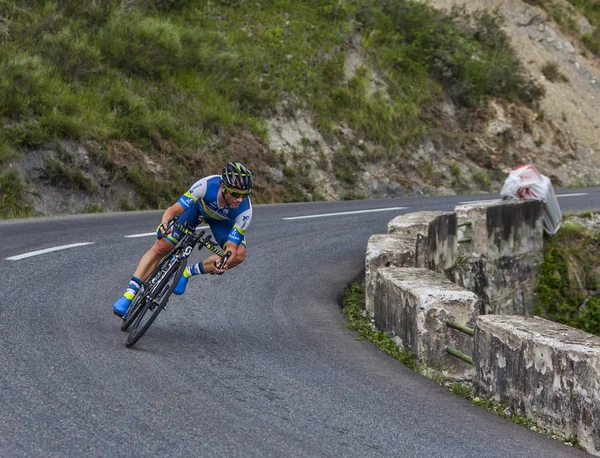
98, 12, 183, 79
534, 222, 600, 336
0, 170, 34, 218
541, 61, 569, 82
42, 27, 103, 81
581, 33, 600, 55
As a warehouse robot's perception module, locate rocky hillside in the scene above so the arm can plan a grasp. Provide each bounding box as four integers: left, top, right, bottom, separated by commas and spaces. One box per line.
270, 0, 600, 197
2, 0, 599, 216
414, 0, 600, 187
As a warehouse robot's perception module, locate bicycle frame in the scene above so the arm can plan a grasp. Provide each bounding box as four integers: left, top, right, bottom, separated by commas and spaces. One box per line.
122, 217, 231, 346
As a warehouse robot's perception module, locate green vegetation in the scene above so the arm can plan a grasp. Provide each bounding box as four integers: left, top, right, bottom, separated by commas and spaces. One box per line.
0, 0, 545, 217
450, 382, 581, 449
568, 0, 600, 55
0, 170, 34, 218
341, 281, 418, 370
534, 218, 600, 336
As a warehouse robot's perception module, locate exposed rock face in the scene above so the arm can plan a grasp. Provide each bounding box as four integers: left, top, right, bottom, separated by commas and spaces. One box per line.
411, 0, 600, 187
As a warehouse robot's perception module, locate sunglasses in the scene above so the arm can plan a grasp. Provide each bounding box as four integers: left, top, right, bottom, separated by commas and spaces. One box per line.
224, 184, 251, 199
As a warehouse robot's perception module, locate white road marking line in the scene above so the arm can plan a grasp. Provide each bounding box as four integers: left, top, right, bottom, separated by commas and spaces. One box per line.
6, 242, 95, 261
282, 207, 408, 220
124, 232, 157, 238
459, 199, 501, 205
124, 225, 209, 238
556, 193, 588, 198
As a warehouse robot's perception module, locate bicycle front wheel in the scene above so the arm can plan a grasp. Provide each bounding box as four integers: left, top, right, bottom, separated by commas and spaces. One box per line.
125, 260, 186, 348
120, 256, 172, 332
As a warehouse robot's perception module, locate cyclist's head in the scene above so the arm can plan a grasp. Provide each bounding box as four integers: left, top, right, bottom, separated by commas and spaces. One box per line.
222, 161, 253, 193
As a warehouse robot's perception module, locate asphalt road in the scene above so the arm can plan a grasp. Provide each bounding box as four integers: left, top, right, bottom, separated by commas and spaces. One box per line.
1, 188, 598, 457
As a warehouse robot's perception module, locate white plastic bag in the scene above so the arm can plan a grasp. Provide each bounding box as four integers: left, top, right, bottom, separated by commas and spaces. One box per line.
500, 164, 562, 235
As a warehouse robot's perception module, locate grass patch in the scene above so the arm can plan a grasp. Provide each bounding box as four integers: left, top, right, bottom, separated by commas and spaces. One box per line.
0, 170, 34, 218
450, 382, 581, 449
44, 155, 98, 193
341, 281, 418, 371
534, 219, 600, 336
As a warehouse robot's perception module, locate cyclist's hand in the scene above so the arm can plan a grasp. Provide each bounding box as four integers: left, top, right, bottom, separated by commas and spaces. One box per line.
213, 251, 232, 275
213, 259, 228, 275
156, 222, 171, 240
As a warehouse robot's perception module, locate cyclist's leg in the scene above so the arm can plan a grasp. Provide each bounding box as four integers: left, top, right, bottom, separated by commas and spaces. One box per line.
198, 221, 246, 273
174, 223, 246, 295
114, 205, 199, 315
132, 204, 201, 280
202, 220, 247, 271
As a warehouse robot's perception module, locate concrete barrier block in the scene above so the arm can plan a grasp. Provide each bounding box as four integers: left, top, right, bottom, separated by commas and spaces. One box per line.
427, 211, 457, 273
455, 199, 543, 259
374, 267, 479, 380
365, 234, 417, 314
452, 254, 540, 315
387, 211, 457, 272
453, 200, 543, 316
388, 211, 447, 236
474, 315, 600, 456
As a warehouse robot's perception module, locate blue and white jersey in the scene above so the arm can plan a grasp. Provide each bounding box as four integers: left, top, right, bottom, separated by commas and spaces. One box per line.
177, 175, 252, 246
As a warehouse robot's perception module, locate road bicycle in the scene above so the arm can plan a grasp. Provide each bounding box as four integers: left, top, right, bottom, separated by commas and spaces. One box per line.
121, 217, 230, 348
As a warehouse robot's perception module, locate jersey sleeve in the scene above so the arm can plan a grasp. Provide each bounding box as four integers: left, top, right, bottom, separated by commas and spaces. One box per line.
177, 177, 209, 211
227, 207, 252, 245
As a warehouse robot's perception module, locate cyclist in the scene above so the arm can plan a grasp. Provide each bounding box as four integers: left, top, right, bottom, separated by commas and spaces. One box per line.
112, 161, 253, 318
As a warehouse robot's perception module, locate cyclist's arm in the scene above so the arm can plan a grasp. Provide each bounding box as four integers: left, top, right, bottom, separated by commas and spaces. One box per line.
227, 208, 252, 246
160, 177, 210, 229
161, 202, 185, 226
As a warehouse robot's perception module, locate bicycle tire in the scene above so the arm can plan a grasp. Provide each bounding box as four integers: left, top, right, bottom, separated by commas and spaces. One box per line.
125, 260, 186, 348
120, 256, 171, 332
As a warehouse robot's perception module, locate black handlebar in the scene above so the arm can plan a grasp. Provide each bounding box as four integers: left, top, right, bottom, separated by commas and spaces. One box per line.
215, 251, 232, 275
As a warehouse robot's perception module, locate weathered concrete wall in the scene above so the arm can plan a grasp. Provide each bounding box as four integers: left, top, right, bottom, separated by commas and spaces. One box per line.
365, 235, 417, 314
474, 315, 600, 456
452, 200, 544, 315
455, 199, 544, 258
387, 211, 457, 274
365, 201, 600, 452
427, 211, 457, 274
373, 267, 479, 380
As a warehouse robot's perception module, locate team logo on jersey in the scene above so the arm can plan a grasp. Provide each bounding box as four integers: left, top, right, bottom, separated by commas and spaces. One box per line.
190, 182, 203, 193
180, 193, 195, 207
241, 215, 249, 229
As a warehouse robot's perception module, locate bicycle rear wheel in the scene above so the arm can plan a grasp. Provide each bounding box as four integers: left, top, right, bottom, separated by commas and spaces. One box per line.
125, 260, 186, 348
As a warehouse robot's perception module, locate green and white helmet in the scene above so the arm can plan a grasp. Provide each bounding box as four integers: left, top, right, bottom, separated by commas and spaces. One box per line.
222, 162, 253, 191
